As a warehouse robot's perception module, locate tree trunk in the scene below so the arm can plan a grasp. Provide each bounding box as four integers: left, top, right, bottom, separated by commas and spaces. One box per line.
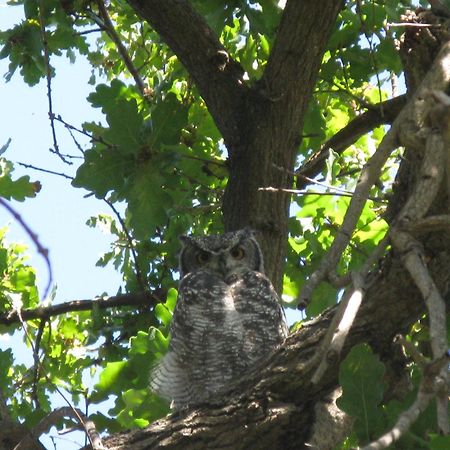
126, 0, 345, 292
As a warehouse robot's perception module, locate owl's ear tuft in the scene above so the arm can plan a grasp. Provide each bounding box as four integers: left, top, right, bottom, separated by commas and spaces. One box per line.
238, 227, 256, 239
178, 235, 193, 245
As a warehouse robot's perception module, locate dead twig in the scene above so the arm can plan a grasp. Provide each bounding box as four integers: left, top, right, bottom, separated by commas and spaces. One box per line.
15, 407, 105, 450
94, 0, 146, 96
38, 0, 71, 164
298, 126, 397, 307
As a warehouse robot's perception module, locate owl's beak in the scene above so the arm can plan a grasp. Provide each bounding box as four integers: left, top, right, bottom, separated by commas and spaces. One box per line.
218, 255, 229, 277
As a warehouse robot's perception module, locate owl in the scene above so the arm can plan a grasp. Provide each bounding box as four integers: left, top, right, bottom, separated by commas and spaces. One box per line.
150, 228, 288, 409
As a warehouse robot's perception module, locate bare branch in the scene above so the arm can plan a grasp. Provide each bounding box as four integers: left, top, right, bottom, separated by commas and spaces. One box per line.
15, 407, 105, 450
298, 126, 397, 306
0, 292, 159, 327
37, 0, 71, 165
258, 186, 359, 199
95, 0, 146, 96
296, 95, 406, 189
16, 161, 74, 180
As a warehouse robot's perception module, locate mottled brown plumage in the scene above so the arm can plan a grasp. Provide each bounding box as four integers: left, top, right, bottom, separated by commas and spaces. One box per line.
150, 229, 287, 409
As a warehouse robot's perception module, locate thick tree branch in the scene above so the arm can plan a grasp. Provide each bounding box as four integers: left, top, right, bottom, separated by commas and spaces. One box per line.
297, 95, 407, 189
262, 0, 344, 103
223, 0, 344, 290
0, 292, 159, 326
125, 0, 247, 144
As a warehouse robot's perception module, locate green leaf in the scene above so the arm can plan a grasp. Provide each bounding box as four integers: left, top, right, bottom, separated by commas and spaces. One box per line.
306, 282, 338, 316
104, 98, 143, 155
154, 303, 172, 326
91, 361, 128, 402
148, 93, 189, 148
430, 434, 450, 449
72, 147, 135, 198
165, 288, 178, 313
337, 343, 386, 443
129, 331, 150, 356
148, 327, 169, 357
127, 167, 172, 239
0, 158, 40, 201
87, 79, 139, 116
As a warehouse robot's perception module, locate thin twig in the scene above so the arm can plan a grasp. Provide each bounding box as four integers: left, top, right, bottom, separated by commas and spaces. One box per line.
38, 0, 71, 165
0, 198, 53, 299
13, 312, 105, 450
95, 0, 146, 96
259, 186, 354, 197
53, 115, 114, 148
259, 185, 384, 202
273, 163, 363, 197
16, 162, 74, 180
386, 23, 440, 29
102, 198, 147, 292
31, 319, 46, 408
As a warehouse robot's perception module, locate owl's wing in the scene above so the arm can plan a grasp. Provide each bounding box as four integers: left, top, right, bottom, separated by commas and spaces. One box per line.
150, 270, 230, 408
150, 350, 193, 407
233, 271, 288, 360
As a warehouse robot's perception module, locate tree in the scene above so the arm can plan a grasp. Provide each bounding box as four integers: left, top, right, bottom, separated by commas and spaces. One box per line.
0, 0, 449, 449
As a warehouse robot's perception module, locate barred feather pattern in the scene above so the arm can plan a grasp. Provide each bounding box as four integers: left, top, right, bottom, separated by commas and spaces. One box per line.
150, 229, 288, 409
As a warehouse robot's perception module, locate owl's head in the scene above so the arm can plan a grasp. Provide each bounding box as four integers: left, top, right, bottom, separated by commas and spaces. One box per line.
178, 228, 264, 278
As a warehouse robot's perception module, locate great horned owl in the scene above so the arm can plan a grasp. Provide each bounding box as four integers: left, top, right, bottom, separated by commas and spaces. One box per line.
150, 228, 288, 409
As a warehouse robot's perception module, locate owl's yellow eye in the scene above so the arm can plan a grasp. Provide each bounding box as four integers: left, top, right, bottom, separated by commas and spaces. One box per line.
230, 246, 245, 260
196, 251, 211, 264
